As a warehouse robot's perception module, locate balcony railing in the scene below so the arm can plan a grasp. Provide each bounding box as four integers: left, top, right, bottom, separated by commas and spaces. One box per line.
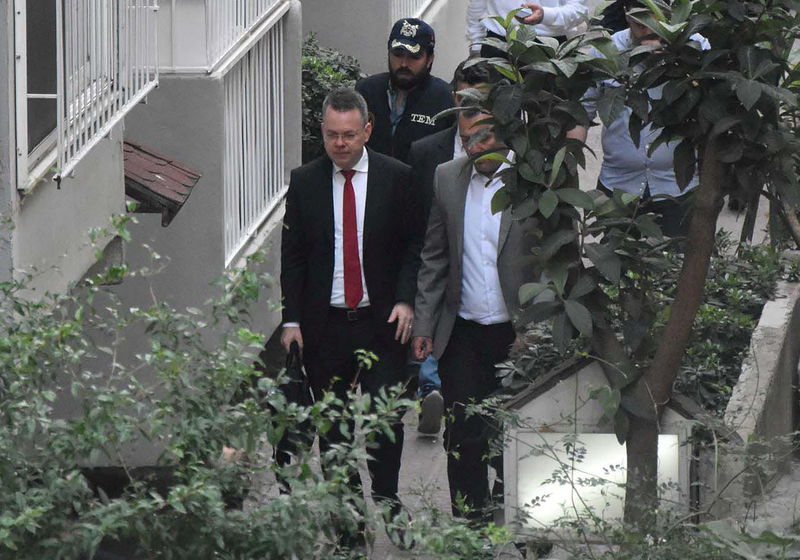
390, 0, 434, 23
55, 0, 158, 182
222, 17, 285, 264
206, 0, 281, 70
14, 0, 158, 188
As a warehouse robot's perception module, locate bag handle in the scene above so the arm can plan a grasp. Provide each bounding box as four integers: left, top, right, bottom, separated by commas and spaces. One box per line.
285, 340, 301, 370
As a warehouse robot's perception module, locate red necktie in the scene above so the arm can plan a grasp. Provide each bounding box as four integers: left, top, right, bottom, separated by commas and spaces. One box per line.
341, 169, 363, 309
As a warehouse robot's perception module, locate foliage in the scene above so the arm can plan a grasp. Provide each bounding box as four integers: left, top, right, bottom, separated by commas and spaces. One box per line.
0, 218, 510, 559
302, 34, 363, 163
476, 0, 800, 522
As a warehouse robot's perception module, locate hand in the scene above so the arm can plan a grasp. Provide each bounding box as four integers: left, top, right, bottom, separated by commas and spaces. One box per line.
388, 302, 414, 344
412, 336, 433, 361
281, 326, 303, 353
520, 3, 544, 25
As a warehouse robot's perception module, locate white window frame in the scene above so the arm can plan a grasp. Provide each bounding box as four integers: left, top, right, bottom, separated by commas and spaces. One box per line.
13, 0, 159, 191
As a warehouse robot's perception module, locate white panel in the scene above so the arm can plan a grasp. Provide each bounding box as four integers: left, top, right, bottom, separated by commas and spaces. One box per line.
513, 433, 683, 528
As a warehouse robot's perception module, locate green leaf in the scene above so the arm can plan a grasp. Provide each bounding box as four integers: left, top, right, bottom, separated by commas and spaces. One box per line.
552, 312, 573, 353
511, 196, 538, 219
539, 229, 578, 262
519, 282, 549, 305
736, 80, 762, 110
550, 265, 568, 297
556, 188, 595, 210
539, 189, 559, 218
673, 139, 696, 191
491, 188, 511, 214
569, 275, 596, 299
584, 243, 622, 284
709, 116, 741, 139
551, 58, 578, 78
638, 0, 666, 22
670, 0, 691, 24
548, 146, 567, 187
564, 300, 593, 336
597, 86, 626, 128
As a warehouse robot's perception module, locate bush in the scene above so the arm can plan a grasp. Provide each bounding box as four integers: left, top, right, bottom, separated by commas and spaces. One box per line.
0, 218, 511, 560
302, 34, 363, 163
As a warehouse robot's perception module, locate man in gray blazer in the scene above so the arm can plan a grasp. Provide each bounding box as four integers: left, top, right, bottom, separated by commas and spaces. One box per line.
411, 109, 535, 520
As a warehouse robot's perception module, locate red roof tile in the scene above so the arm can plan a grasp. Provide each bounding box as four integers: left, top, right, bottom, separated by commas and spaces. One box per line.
123, 141, 202, 226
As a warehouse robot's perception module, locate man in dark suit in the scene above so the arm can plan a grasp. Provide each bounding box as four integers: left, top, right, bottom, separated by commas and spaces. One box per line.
405, 61, 492, 435
280, 88, 422, 539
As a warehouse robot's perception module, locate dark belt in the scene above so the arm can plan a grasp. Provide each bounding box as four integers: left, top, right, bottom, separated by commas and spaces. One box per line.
328, 306, 372, 322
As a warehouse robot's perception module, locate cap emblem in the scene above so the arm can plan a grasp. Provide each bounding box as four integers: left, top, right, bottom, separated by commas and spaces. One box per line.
400, 20, 419, 37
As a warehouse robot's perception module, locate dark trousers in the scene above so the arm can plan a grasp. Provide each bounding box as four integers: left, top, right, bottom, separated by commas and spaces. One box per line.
303, 308, 406, 504
438, 317, 515, 517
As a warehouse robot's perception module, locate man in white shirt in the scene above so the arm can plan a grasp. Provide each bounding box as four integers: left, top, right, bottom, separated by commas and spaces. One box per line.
411, 110, 536, 520
467, 0, 588, 57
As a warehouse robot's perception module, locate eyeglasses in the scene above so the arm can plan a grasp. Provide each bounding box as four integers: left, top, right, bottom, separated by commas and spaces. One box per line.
324, 130, 363, 143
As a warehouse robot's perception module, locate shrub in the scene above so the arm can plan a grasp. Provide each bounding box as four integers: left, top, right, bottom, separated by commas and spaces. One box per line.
301, 34, 363, 163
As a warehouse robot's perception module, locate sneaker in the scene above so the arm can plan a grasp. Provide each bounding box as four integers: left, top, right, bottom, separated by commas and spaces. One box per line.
417, 390, 444, 434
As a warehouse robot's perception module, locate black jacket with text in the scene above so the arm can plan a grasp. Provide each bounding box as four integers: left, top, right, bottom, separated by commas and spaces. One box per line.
356, 72, 455, 164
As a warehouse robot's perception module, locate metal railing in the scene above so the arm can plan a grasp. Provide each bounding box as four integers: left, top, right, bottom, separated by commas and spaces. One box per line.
54, 0, 158, 182
206, 0, 281, 70
222, 18, 285, 265
390, 0, 434, 23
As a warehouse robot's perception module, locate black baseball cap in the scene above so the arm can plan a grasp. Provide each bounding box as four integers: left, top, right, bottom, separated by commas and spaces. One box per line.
388, 18, 435, 54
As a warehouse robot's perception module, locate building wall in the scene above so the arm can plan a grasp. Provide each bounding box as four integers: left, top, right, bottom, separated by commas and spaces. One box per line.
302, 0, 391, 76
0, 0, 14, 283
110, 3, 302, 466
13, 129, 126, 296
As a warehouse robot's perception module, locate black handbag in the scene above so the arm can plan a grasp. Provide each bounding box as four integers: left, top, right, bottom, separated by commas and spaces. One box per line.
282, 341, 313, 407
274, 341, 314, 469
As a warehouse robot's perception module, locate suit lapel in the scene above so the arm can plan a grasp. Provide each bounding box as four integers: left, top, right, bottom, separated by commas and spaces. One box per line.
363, 150, 384, 251
454, 160, 471, 261
438, 127, 457, 162
319, 157, 335, 246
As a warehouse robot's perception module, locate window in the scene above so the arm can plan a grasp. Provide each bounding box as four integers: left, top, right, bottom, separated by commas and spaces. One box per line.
13, 0, 158, 190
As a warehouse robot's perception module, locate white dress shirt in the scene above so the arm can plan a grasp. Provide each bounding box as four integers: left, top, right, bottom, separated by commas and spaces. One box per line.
581, 29, 710, 196
331, 149, 371, 308
453, 131, 466, 160
467, 0, 588, 51
283, 150, 371, 328
458, 162, 511, 324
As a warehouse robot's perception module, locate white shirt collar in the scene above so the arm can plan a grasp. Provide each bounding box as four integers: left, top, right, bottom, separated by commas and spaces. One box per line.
332, 148, 369, 175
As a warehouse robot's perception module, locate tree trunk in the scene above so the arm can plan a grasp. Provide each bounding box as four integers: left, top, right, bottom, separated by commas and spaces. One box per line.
622, 139, 725, 526
778, 195, 800, 248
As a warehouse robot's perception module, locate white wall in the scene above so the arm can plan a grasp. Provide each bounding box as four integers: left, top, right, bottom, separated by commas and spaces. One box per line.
13, 126, 126, 296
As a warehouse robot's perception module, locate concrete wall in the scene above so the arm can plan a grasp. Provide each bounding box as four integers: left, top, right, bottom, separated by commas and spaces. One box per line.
724, 279, 800, 442
302, 0, 391, 76
13, 127, 126, 296
107, 3, 302, 466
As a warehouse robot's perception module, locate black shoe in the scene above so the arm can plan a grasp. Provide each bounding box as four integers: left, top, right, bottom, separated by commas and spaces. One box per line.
418, 390, 444, 434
